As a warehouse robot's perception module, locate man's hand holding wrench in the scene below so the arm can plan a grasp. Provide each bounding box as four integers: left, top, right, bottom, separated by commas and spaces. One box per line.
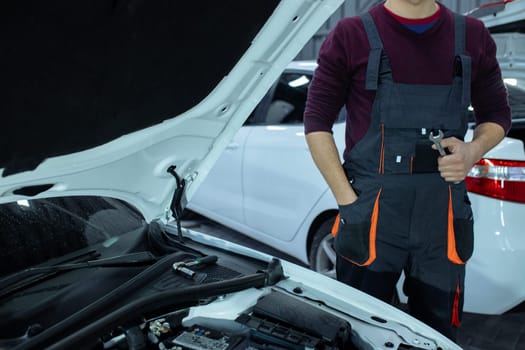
429, 129, 480, 183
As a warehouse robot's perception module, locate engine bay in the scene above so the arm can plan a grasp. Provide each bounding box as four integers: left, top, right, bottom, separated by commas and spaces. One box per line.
0, 220, 443, 350
101, 289, 352, 350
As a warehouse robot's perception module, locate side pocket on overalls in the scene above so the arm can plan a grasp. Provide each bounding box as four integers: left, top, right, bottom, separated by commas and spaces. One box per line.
333, 188, 382, 266
447, 184, 474, 264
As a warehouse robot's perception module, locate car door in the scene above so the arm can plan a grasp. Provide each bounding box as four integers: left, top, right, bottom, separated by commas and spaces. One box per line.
188, 126, 251, 224
241, 70, 331, 241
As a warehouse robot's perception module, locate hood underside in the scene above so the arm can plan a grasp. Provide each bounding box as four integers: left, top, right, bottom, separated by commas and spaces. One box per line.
0, 0, 343, 220
1, 0, 279, 175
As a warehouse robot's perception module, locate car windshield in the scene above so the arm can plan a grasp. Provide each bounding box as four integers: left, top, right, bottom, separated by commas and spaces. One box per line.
0, 196, 145, 278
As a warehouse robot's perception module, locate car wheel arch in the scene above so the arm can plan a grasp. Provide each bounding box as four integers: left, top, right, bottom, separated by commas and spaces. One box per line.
306, 210, 338, 264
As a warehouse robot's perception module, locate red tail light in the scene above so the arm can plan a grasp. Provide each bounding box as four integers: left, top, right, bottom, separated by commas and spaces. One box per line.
465, 159, 525, 203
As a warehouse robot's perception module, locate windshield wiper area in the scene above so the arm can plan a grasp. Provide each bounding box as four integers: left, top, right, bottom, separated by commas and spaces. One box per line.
0, 251, 158, 299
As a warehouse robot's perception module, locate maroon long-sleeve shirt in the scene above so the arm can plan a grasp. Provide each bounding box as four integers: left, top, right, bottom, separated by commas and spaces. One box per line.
304, 3, 511, 159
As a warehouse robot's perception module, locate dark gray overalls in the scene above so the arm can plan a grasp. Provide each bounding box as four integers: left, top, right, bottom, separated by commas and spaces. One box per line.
333, 12, 474, 341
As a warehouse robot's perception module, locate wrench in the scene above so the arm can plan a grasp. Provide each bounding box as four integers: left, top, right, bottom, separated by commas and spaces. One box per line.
428, 129, 446, 156
429, 129, 461, 183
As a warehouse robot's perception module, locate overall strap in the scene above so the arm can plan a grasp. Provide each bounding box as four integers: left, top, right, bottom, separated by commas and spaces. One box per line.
454, 13, 466, 56
361, 12, 391, 90
454, 13, 472, 105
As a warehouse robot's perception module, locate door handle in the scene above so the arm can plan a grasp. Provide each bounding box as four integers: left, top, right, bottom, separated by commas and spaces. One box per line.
226, 143, 240, 150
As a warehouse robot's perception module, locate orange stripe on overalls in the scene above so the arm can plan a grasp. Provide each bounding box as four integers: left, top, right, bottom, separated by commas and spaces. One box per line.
447, 185, 465, 265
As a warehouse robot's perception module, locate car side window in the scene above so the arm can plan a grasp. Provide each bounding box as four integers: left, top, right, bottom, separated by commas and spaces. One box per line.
245, 72, 312, 125
245, 71, 346, 126
267, 73, 311, 124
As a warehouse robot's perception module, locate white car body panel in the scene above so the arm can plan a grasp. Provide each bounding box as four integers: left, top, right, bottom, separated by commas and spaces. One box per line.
243, 124, 324, 242
192, 127, 250, 224
479, 0, 525, 32
461, 129, 525, 314
465, 193, 525, 313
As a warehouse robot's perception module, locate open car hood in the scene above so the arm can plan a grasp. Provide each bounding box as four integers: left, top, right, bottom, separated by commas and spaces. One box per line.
0, 0, 339, 222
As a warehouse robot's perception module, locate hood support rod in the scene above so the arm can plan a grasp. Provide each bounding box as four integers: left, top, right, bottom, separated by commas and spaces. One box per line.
167, 165, 186, 241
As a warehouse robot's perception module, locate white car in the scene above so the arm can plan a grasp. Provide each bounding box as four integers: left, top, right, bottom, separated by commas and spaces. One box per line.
0, 1, 464, 350
188, 16, 525, 315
